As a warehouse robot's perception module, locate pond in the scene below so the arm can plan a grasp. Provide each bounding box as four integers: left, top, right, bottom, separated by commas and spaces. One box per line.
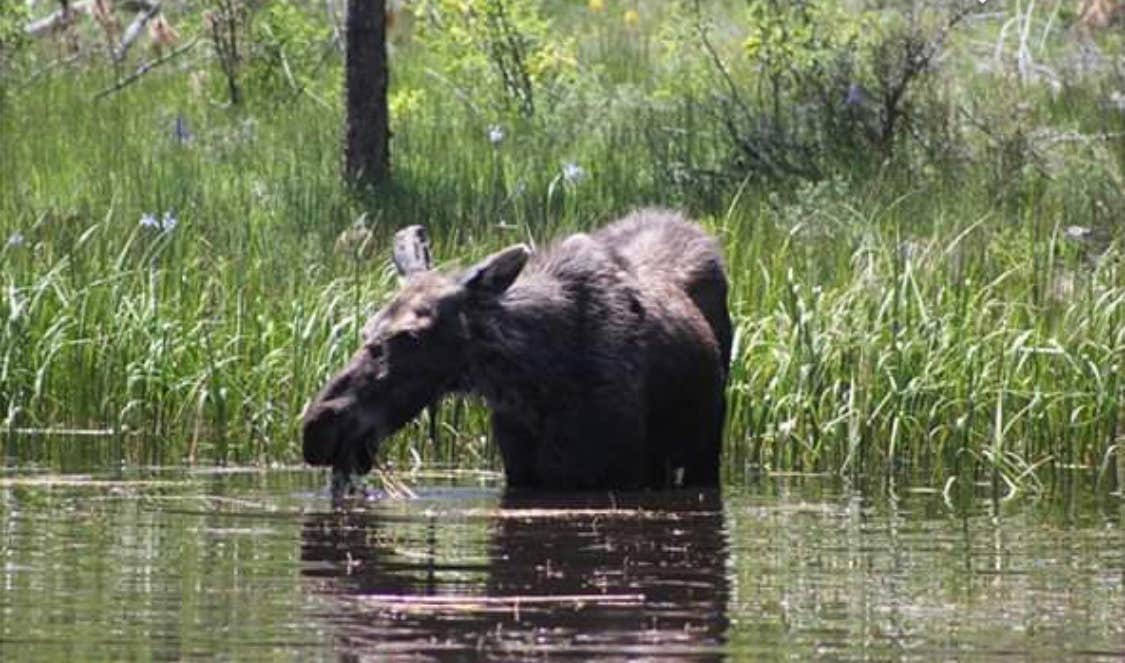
1, 465, 1122, 660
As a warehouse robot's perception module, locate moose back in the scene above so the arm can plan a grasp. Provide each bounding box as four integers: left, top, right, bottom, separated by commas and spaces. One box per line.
302, 209, 732, 490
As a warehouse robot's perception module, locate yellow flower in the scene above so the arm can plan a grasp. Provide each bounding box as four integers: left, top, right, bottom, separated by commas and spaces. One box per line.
390, 88, 425, 118
623, 8, 639, 27
588, 0, 605, 12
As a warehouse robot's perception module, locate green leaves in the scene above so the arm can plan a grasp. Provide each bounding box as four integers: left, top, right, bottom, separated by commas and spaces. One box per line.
413, 0, 576, 118
247, 0, 335, 101
0, 1, 30, 76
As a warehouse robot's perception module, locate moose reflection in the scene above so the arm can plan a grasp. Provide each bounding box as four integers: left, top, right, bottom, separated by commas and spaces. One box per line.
300, 490, 730, 660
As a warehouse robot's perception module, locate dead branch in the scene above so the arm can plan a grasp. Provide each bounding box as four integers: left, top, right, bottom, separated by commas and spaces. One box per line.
93, 36, 198, 100
112, 1, 161, 62
25, 0, 156, 38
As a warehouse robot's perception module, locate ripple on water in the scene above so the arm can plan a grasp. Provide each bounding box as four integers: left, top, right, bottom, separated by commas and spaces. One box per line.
0, 469, 1122, 660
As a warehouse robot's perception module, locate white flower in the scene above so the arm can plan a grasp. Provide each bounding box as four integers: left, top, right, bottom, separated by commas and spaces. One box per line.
161, 212, 178, 231
488, 125, 504, 145
139, 213, 160, 229
562, 162, 586, 184
6, 232, 24, 248
1064, 225, 1092, 240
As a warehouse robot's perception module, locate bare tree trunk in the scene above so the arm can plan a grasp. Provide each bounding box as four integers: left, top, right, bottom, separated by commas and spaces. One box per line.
344, 0, 389, 186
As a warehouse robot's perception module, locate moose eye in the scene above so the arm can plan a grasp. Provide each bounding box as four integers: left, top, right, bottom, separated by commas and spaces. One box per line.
387, 330, 421, 350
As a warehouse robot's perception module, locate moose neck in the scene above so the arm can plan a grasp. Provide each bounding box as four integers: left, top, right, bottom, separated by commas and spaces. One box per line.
460, 287, 560, 410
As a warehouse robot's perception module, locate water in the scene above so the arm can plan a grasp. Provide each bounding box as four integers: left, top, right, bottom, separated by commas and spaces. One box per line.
1, 467, 1122, 661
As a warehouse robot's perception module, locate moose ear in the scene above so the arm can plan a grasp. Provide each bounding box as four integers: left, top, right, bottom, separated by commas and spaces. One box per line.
460, 244, 530, 297
392, 225, 433, 278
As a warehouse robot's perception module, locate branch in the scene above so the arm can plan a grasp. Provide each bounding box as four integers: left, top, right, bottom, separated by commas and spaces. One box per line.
113, 2, 161, 62
93, 36, 198, 100
25, 0, 157, 38
693, 0, 751, 123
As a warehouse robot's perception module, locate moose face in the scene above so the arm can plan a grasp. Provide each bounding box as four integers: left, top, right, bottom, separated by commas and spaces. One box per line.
302, 274, 468, 476
302, 227, 529, 479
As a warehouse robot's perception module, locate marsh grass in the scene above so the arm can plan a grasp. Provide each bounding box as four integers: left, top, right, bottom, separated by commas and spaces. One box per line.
1, 1, 1121, 498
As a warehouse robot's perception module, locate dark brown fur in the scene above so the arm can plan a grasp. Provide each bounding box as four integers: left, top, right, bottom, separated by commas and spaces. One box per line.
302, 209, 732, 490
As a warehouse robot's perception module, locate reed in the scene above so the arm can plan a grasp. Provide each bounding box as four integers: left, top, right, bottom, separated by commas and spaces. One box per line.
1, 1, 1120, 496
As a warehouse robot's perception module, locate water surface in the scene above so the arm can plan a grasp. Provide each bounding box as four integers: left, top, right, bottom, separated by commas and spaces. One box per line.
1, 467, 1121, 660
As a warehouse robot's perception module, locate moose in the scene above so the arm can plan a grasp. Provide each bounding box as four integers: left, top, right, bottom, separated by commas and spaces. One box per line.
302, 209, 732, 490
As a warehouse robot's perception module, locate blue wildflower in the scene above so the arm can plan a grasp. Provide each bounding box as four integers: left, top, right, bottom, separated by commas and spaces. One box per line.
488, 125, 505, 145
6, 232, 24, 248
139, 213, 160, 229
173, 114, 193, 144
161, 212, 178, 231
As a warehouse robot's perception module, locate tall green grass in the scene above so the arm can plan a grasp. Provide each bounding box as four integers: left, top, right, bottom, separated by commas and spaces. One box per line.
0, 1, 1121, 496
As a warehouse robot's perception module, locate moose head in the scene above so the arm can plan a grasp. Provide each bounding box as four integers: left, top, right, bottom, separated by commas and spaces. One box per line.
302, 226, 530, 479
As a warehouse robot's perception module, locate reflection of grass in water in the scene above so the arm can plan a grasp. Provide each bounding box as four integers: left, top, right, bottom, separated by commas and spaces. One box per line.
0, 476, 187, 488
0, 4, 1121, 499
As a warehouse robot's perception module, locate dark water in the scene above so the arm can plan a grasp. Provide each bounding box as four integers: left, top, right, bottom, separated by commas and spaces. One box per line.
1, 467, 1122, 661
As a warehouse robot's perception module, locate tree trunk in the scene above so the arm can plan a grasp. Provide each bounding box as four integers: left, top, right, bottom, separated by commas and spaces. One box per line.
344, 0, 389, 186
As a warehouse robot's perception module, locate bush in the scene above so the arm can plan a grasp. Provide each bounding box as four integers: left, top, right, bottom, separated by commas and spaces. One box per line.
413, 0, 580, 119
246, 0, 336, 103
682, 0, 984, 182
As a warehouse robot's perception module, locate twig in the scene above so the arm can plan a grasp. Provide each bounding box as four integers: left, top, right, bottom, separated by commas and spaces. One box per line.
288, 41, 339, 110
876, 0, 979, 153
692, 0, 751, 124
93, 36, 198, 100
375, 464, 417, 499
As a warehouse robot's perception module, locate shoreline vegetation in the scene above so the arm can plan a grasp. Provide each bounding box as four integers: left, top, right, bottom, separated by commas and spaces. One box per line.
1, 0, 1122, 499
